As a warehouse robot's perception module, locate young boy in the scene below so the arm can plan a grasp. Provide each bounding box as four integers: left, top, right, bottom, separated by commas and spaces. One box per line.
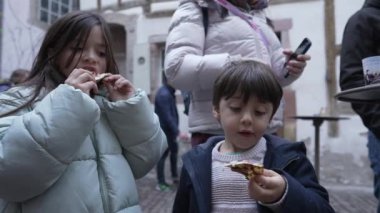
172, 59, 335, 213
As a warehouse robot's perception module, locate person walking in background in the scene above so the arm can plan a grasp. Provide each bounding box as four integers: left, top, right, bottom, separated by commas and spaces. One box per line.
339, 0, 380, 212
155, 72, 180, 191
173, 59, 334, 213
0, 80, 11, 92
164, 0, 311, 147
0, 69, 29, 92
9, 68, 29, 85
0, 11, 166, 212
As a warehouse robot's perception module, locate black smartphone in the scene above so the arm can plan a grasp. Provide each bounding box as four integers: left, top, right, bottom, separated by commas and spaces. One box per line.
284, 38, 312, 78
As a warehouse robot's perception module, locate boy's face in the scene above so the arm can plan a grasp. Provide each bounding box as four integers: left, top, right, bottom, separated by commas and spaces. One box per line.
213, 93, 273, 152
56, 25, 107, 77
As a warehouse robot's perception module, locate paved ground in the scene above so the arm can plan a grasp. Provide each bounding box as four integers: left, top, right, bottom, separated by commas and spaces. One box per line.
136, 139, 378, 213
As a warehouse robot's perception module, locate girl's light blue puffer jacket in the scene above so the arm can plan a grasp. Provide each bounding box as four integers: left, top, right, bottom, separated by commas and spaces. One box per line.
0, 84, 167, 213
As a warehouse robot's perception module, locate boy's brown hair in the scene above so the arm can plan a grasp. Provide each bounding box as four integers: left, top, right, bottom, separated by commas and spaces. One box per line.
212, 59, 283, 118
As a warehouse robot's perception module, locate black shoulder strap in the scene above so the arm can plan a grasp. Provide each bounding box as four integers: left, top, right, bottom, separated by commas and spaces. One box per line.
201, 7, 209, 35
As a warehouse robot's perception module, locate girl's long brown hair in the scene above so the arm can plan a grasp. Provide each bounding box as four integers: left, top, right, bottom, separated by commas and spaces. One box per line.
1, 11, 119, 117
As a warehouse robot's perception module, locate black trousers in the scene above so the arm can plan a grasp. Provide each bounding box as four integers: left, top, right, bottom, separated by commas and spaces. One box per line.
157, 135, 178, 184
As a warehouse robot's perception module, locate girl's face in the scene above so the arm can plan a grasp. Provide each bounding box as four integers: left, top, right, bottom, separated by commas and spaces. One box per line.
56, 25, 107, 77
213, 93, 273, 153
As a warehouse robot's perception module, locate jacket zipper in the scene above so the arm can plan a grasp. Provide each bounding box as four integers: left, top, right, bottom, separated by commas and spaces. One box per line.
90, 131, 110, 213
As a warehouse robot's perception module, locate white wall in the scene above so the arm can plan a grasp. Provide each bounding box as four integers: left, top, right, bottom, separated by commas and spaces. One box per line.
136, 15, 173, 44
1, 0, 44, 79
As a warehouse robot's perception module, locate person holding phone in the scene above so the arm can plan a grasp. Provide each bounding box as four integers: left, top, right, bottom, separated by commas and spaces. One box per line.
165, 0, 311, 146
284, 38, 312, 78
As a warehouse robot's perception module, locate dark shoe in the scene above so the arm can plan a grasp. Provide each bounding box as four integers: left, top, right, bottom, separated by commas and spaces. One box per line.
172, 177, 179, 184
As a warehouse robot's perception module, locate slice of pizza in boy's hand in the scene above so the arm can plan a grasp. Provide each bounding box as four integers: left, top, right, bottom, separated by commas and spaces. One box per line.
225, 160, 264, 180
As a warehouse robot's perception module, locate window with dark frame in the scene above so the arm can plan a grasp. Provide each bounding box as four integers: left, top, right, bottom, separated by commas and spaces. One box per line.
38, 0, 78, 24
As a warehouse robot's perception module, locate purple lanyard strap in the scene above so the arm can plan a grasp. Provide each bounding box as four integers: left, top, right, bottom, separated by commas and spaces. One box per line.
214, 0, 270, 47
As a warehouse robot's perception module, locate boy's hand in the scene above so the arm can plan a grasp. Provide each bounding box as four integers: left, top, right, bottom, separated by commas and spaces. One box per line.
65, 68, 98, 96
102, 74, 135, 101
248, 169, 286, 204
283, 49, 311, 77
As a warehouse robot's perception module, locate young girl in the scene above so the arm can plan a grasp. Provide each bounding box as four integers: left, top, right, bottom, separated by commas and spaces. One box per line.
173, 59, 334, 213
165, 0, 311, 146
0, 12, 166, 212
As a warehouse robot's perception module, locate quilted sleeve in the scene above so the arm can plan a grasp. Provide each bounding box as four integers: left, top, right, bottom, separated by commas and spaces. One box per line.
0, 84, 100, 201
164, 0, 231, 91
101, 89, 167, 179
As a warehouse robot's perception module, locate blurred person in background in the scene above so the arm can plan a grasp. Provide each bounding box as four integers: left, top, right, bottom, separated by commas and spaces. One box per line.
0, 69, 29, 92
339, 0, 380, 212
155, 72, 180, 191
9, 69, 29, 85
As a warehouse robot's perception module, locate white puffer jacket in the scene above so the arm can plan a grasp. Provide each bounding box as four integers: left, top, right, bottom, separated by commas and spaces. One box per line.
165, 0, 298, 134
0, 84, 167, 213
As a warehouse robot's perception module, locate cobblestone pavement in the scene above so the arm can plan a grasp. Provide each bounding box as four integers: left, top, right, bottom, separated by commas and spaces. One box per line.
327, 185, 377, 213
137, 170, 378, 213
137, 140, 378, 213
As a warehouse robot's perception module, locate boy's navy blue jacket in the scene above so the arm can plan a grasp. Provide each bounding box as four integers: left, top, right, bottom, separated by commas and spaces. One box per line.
154, 84, 179, 138
173, 135, 335, 213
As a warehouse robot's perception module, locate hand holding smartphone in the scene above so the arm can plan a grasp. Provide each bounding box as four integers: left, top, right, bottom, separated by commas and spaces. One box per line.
284, 38, 312, 78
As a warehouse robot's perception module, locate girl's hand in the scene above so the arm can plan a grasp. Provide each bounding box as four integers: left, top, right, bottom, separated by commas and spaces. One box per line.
283, 49, 311, 77
248, 169, 286, 204
65, 68, 98, 95
102, 74, 135, 101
